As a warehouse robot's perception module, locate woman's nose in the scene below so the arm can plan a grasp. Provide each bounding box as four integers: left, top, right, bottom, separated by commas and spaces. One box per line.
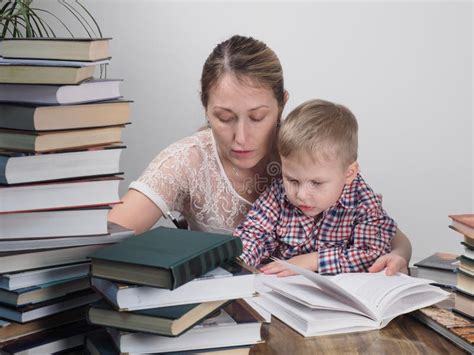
234, 119, 248, 145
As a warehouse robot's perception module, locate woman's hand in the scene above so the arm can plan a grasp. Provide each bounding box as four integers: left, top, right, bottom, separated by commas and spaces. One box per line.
368, 253, 408, 276
259, 252, 319, 277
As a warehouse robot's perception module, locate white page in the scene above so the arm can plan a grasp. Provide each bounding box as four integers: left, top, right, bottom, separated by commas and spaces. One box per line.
0, 57, 110, 67
270, 259, 375, 318
260, 274, 366, 315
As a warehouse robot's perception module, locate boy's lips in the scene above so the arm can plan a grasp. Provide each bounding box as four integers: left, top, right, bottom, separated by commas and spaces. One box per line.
298, 205, 315, 212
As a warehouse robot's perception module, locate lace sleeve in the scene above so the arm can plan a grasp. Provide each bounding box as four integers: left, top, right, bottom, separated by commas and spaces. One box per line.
129, 138, 198, 215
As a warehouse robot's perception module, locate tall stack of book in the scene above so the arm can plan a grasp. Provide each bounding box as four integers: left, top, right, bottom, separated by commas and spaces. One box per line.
86, 227, 262, 354
410, 214, 474, 354
0, 38, 134, 354
448, 214, 474, 320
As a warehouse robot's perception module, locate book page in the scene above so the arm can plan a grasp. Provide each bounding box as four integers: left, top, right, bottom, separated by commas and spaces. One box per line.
332, 271, 432, 311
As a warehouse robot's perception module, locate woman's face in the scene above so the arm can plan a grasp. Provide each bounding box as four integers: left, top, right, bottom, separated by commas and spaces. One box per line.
207, 73, 280, 171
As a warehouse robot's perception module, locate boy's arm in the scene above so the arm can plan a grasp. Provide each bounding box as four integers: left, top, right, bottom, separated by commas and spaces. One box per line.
234, 181, 282, 267
318, 207, 396, 274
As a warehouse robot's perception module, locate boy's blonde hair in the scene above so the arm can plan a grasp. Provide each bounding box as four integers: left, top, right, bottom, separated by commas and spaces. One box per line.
278, 99, 358, 168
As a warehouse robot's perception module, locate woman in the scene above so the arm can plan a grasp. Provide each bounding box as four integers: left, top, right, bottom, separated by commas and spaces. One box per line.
109, 35, 411, 275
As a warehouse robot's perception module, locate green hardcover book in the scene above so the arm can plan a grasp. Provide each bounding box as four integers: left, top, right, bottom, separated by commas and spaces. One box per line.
87, 299, 229, 337
90, 227, 243, 289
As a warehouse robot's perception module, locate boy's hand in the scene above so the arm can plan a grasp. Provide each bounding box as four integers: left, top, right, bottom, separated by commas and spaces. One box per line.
259, 252, 319, 277
368, 253, 408, 276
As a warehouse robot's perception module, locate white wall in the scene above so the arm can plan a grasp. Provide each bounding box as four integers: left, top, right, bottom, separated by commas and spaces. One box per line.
42, 0, 472, 263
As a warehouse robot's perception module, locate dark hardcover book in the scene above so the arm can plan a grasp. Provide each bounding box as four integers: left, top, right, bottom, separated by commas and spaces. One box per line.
1, 37, 112, 61
0, 100, 131, 131
0, 79, 122, 105
0, 276, 89, 307
0, 306, 87, 343
0, 320, 99, 354
90, 226, 243, 289
456, 268, 474, 295
86, 330, 117, 355
0, 289, 100, 323
412, 252, 459, 288
0, 125, 125, 153
87, 299, 230, 337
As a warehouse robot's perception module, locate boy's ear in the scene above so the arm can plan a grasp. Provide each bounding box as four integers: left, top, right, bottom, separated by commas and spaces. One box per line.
344, 161, 359, 184
283, 90, 289, 106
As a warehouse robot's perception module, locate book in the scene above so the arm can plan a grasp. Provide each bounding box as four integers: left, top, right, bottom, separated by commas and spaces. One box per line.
107, 300, 263, 353
0, 306, 86, 343
91, 260, 256, 311
0, 146, 124, 185
449, 214, 474, 240
459, 255, 474, 274
0, 64, 95, 84
0, 100, 130, 131
0, 244, 112, 274
412, 304, 474, 354
86, 329, 252, 355
90, 226, 243, 289
0, 263, 90, 291
0, 57, 110, 67
0, 289, 100, 322
0, 176, 121, 213
88, 299, 229, 337
462, 244, 474, 260
456, 268, 474, 294
254, 259, 449, 337
0, 208, 110, 239
0, 37, 111, 61
0, 276, 90, 307
0, 79, 121, 105
0, 320, 98, 354
0, 125, 124, 152
454, 289, 474, 319
412, 252, 459, 288
0, 222, 134, 252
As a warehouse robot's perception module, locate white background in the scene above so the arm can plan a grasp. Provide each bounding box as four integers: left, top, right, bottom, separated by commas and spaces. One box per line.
42, 0, 473, 263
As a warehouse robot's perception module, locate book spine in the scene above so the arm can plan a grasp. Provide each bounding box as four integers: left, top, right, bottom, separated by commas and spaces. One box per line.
170, 237, 243, 290
0, 155, 8, 184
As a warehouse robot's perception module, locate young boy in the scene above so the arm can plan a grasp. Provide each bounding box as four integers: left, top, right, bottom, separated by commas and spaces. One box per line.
234, 99, 397, 275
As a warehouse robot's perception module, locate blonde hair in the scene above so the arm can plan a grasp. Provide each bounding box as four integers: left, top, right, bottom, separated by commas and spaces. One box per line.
200, 35, 285, 112
278, 99, 358, 167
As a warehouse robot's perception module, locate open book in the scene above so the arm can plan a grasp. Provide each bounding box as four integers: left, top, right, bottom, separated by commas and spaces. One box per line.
254, 259, 449, 337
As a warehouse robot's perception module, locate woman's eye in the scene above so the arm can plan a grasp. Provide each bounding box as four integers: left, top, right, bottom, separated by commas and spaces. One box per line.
217, 115, 234, 122
249, 115, 265, 122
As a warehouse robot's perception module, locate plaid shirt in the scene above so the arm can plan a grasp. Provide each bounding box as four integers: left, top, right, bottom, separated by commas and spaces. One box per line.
234, 174, 396, 275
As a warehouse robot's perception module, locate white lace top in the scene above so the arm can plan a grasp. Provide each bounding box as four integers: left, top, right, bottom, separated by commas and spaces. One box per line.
129, 129, 255, 235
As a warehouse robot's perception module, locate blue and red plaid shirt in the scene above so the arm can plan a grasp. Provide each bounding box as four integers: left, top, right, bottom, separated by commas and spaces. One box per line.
234, 174, 397, 275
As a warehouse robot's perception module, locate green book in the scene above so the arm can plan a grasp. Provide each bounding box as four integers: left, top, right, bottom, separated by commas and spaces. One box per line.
89, 227, 243, 289
87, 299, 229, 337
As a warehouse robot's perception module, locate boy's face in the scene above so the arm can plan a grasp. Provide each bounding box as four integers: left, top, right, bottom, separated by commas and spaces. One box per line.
281, 152, 358, 217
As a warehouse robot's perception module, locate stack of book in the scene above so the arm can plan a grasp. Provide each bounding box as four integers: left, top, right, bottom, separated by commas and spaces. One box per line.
411, 252, 459, 288
86, 227, 262, 354
0, 37, 134, 353
448, 214, 474, 320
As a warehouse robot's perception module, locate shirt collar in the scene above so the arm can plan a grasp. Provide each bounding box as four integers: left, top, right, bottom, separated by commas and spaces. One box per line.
337, 173, 361, 209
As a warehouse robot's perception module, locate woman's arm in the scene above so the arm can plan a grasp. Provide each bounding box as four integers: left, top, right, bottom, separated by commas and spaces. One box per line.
368, 227, 412, 275
108, 189, 163, 235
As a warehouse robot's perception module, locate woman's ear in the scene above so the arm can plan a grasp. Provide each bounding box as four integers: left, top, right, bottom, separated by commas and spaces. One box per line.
344, 161, 359, 184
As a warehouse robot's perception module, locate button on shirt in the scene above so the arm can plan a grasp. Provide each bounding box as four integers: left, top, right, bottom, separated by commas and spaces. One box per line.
234, 174, 397, 275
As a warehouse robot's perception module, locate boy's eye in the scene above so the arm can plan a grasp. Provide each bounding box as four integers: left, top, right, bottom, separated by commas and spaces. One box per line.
310, 180, 321, 187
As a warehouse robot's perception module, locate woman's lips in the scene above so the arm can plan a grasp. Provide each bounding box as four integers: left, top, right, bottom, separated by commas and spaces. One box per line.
231, 150, 254, 158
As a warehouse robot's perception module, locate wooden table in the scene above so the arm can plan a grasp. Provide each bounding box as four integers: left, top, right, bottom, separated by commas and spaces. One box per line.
251, 315, 467, 354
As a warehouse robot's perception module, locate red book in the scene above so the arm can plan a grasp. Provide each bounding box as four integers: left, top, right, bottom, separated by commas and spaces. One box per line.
449, 214, 474, 241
